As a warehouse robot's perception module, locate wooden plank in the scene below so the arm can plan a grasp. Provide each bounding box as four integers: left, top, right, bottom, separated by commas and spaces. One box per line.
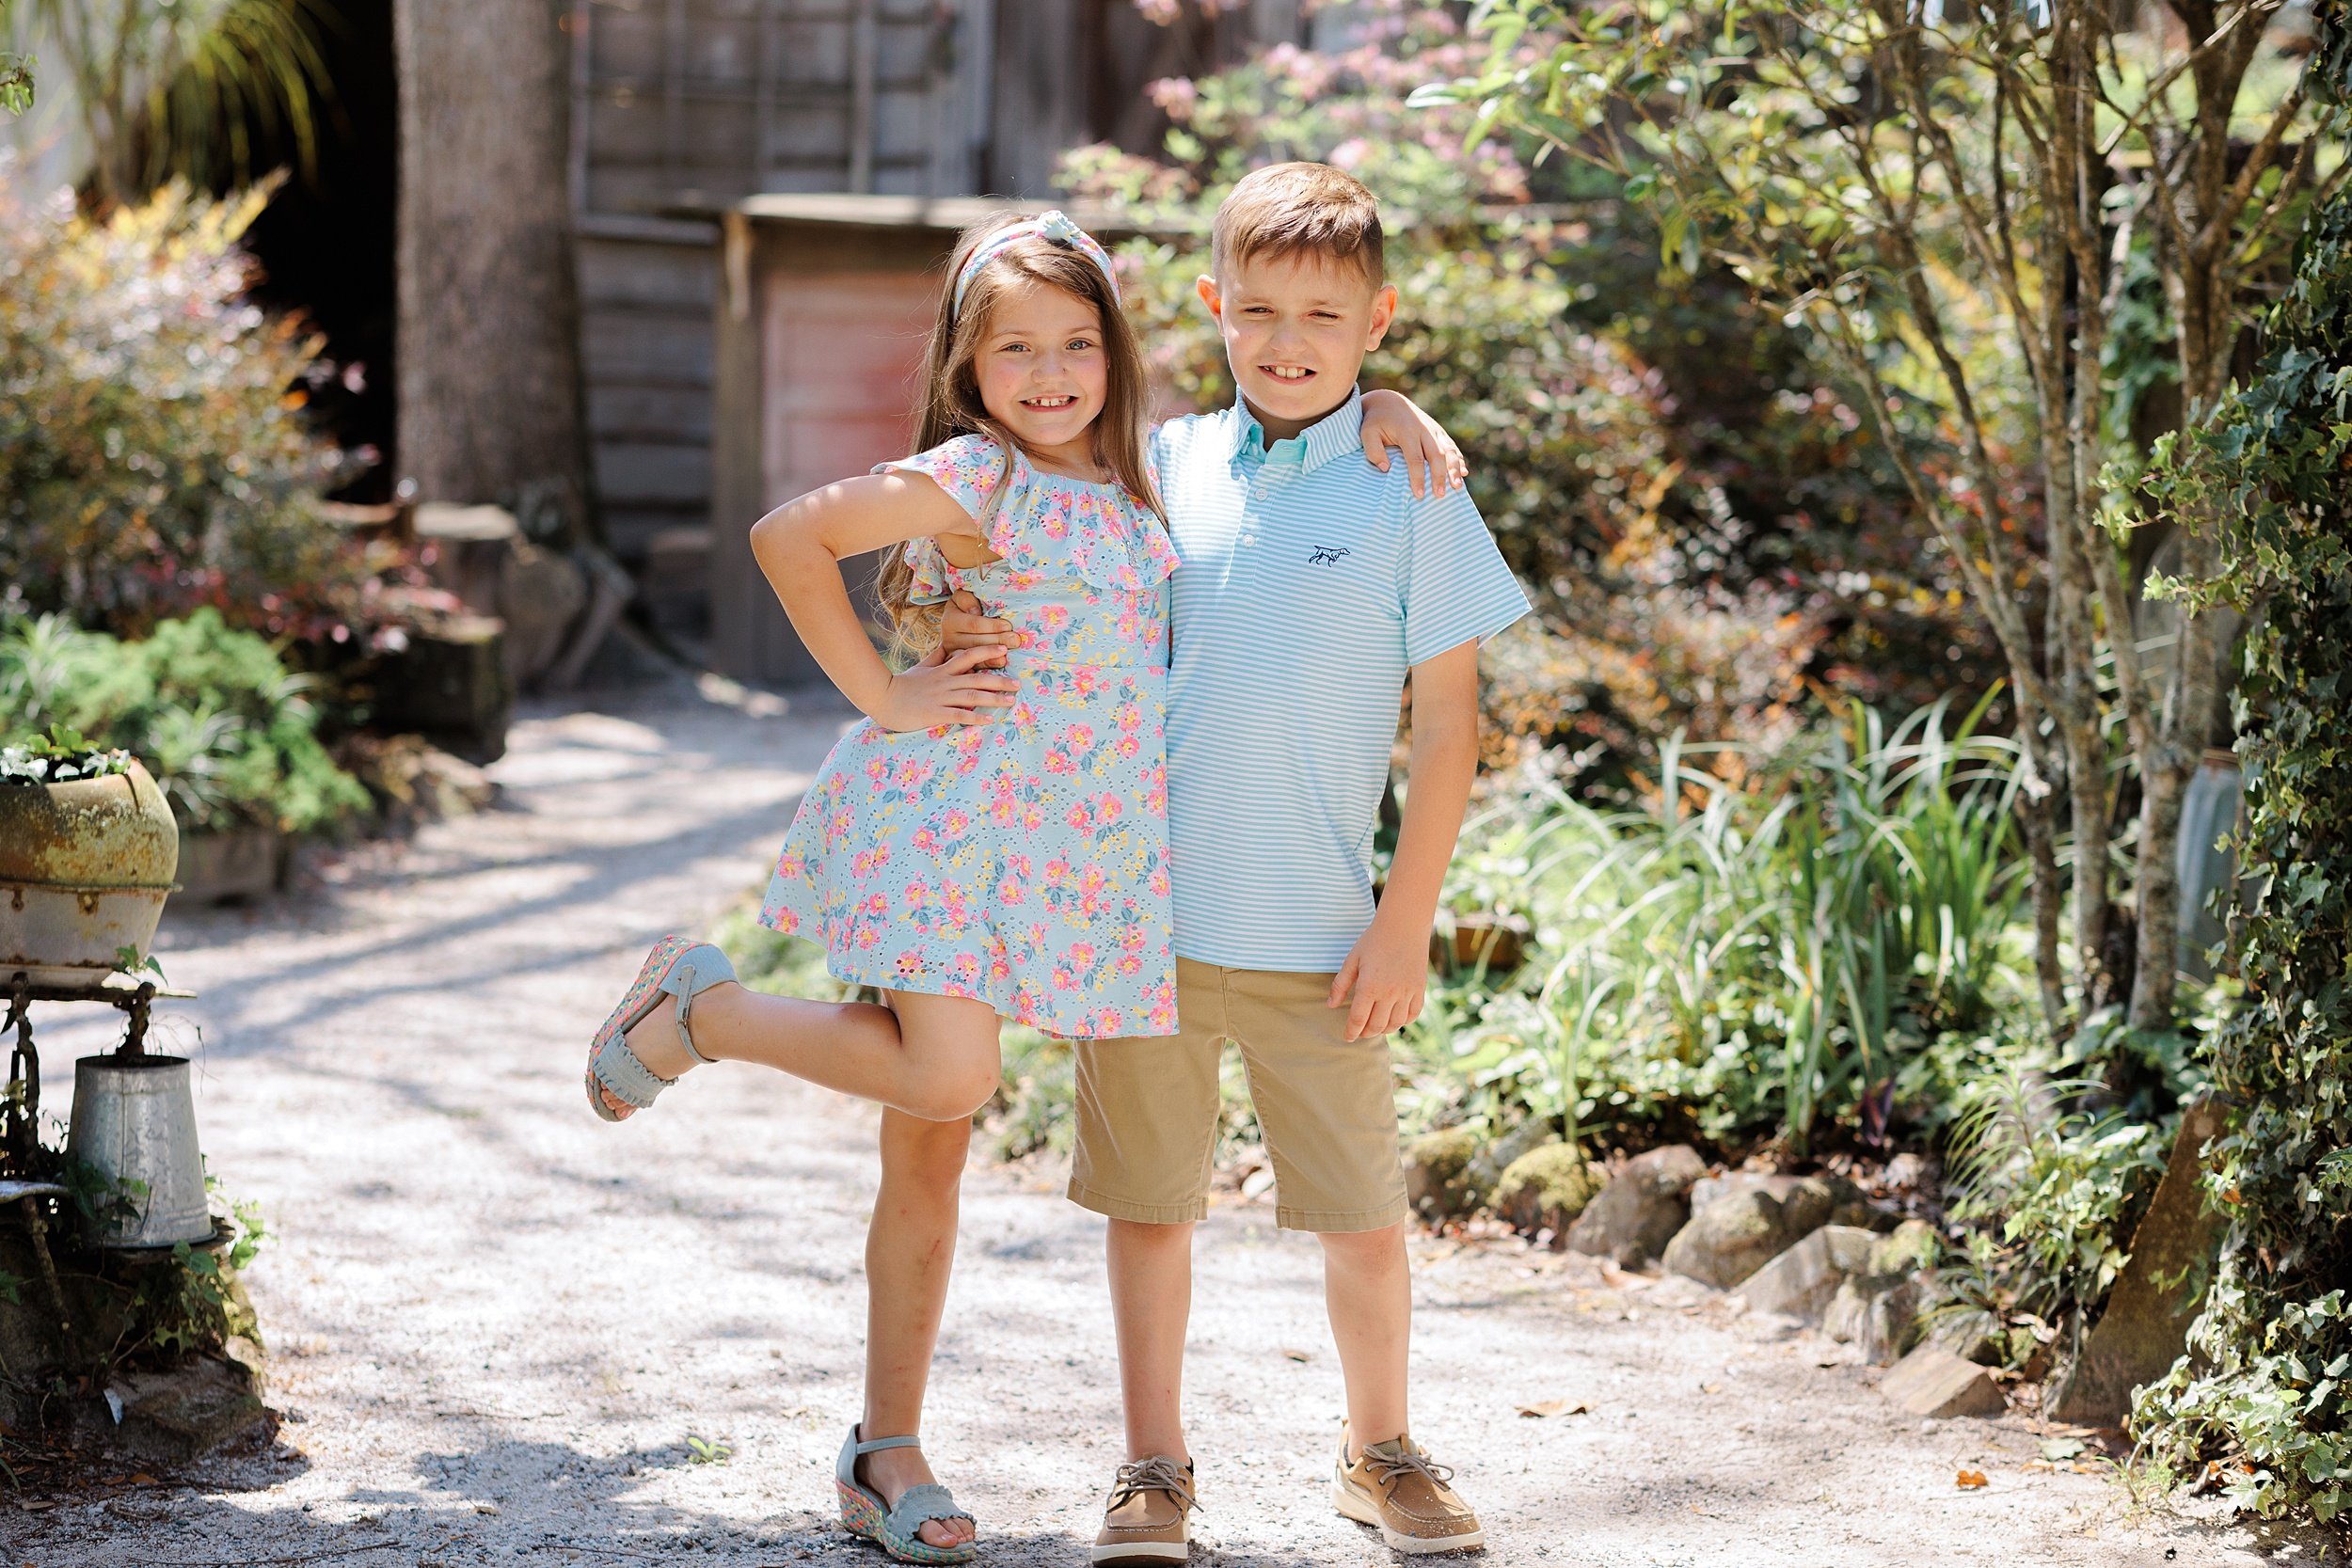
587, 384, 715, 443
593, 441, 712, 504
576, 239, 716, 309
582, 311, 715, 383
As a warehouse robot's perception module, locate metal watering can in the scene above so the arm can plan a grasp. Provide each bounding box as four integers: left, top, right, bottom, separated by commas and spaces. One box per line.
67, 1002, 212, 1247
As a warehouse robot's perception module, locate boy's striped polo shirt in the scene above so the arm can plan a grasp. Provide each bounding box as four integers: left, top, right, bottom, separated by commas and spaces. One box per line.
1150, 389, 1530, 974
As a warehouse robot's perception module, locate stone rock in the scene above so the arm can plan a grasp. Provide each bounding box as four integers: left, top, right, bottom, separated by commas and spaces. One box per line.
1565, 1145, 1708, 1267
1688, 1172, 1867, 1238
1824, 1270, 1931, 1365
1733, 1225, 1876, 1321
1928, 1306, 2008, 1368
1880, 1344, 2006, 1418
1664, 1187, 1795, 1289
2051, 1099, 2228, 1428
1867, 1218, 1941, 1275
1491, 1143, 1606, 1245
1468, 1117, 1556, 1198
103, 1355, 272, 1463
1402, 1127, 1486, 1222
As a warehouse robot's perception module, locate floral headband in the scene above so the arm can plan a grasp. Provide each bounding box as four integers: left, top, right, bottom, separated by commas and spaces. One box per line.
951, 210, 1120, 322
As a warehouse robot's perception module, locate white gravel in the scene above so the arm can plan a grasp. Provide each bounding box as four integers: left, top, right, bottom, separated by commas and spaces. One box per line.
0, 678, 2328, 1567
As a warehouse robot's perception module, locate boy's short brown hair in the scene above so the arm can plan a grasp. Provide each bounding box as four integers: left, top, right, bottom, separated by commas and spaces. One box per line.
1211, 161, 1386, 292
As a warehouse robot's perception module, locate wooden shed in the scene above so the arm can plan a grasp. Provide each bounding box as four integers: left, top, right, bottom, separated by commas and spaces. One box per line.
565, 1, 1312, 638
707, 193, 1173, 687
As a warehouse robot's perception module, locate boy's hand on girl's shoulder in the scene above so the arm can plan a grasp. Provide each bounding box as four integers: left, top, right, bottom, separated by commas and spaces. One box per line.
1356, 388, 1469, 500
1328, 912, 1430, 1041
940, 589, 1022, 659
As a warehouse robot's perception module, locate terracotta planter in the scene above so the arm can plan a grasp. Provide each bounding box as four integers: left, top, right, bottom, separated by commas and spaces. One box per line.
0, 760, 179, 986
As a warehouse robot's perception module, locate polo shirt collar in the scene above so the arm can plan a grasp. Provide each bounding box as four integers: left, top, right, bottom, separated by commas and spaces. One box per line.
1226, 387, 1365, 474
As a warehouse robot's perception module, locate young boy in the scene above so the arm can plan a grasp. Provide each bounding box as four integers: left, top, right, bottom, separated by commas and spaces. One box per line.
951, 162, 1525, 1558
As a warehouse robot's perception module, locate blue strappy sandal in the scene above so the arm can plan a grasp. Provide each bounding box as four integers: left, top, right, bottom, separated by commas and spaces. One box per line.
584, 935, 736, 1122
835, 1426, 978, 1564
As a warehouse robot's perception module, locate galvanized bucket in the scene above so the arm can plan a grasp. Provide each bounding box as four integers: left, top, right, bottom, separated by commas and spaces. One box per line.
67, 1054, 214, 1247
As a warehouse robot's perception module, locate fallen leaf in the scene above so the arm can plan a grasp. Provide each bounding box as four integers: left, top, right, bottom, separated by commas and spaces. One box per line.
1702, 1384, 1724, 1394
1956, 1469, 1989, 1490
1281, 1348, 1312, 1363
129, 1473, 158, 1485
1517, 1399, 1591, 1418
2039, 1437, 2086, 1462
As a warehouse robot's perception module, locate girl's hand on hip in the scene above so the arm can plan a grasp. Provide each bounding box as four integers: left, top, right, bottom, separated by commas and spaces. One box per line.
942, 589, 1021, 659
873, 646, 1020, 732
1327, 913, 1431, 1041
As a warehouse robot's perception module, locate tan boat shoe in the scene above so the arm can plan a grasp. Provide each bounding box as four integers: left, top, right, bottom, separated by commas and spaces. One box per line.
1091, 1453, 1196, 1563
1331, 1427, 1485, 1555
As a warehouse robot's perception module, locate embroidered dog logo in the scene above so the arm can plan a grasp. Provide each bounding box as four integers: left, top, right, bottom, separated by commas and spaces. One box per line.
1308, 546, 1351, 568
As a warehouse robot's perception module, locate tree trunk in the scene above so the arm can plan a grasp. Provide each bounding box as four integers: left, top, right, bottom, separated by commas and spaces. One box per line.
392, 0, 592, 542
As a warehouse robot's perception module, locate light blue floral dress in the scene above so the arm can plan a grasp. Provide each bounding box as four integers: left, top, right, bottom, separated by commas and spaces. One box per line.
760, 435, 1181, 1038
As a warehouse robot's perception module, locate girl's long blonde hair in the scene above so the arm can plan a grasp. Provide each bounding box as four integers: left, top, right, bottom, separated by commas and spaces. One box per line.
876, 214, 1164, 653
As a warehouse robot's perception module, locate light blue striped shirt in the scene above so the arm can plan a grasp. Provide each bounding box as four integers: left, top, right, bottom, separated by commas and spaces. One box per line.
1152, 389, 1531, 972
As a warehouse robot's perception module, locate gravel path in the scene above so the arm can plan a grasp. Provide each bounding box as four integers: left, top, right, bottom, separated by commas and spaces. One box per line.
0, 679, 2322, 1567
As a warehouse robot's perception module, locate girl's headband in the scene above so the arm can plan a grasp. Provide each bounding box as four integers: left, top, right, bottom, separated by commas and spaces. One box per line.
951, 210, 1120, 322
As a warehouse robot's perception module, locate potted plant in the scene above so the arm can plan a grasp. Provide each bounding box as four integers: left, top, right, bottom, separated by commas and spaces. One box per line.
0, 729, 179, 986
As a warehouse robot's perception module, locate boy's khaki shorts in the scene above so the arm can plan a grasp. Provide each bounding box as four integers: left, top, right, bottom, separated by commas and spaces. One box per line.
1068, 957, 1408, 1234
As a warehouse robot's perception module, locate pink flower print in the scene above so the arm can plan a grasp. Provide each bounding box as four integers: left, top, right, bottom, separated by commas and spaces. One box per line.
775, 850, 803, 879
1043, 857, 1072, 888
1115, 704, 1141, 733
865, 892, 889, 919
1051, 966, 1077, 991
941, 808, 970, 837
991, 955, 1011, 983
996, 877, 1025, 906
1073, 665, 1102, 698
1115, 736, 1140, 760
1095, 792, 1123, 824
1011, 853, 1034, 878
1019, 801, 1044, 832
902, 879, 931, 911
771, 906, 801, 935
1150, 866, 1170, 899
951, 953, 980, 984
1041, 506, 1070, 540
856, 924, 882, 952
1150, 1000, 1177, 1033
1065, 801, 1091, 832
1118, 952, 1141, 975
1093, 1006, 1123, 1036
1120, 923, 1146, 949
1038, 604, 1071, 633
1044, 749, 1073, 776
911, 826, 937, 855
1062, 722, 1095, 753
895, 950, 925, 980
864, 756, 889, 784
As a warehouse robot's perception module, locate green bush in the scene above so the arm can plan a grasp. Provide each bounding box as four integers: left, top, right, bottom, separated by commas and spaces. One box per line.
1400, 701, 2036, 1155
0, 610, 366, 833
2136, 185, 2352, 1520
1061, 0, 1987, 783
0, 173, 382, 641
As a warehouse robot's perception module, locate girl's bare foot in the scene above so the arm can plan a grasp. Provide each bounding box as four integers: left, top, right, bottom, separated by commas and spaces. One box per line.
861, 1444, 977, 1551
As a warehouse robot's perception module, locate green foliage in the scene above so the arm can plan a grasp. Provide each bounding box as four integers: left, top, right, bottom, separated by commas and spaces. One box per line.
11, 0, 334, 202
1943, 1073, 2170, 1341
0, 723, 132, 783
0, 609, 368, 833
1061, 0, 1985, 783
144, 1192, 265, 1357
1400, 700, 2036, 1154
0, 176, 381, 641
2136, 184, 2352, 1521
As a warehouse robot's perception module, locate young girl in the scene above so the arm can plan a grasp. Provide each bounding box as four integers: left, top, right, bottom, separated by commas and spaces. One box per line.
581, 211, 1458, 1563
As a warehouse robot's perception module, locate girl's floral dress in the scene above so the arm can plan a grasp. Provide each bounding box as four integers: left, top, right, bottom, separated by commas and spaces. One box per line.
760, 434, 1181, 1038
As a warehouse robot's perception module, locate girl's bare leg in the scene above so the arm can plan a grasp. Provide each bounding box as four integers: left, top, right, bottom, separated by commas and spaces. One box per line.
602, 981, 1001, 1122
856, 1103, 977, 1550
